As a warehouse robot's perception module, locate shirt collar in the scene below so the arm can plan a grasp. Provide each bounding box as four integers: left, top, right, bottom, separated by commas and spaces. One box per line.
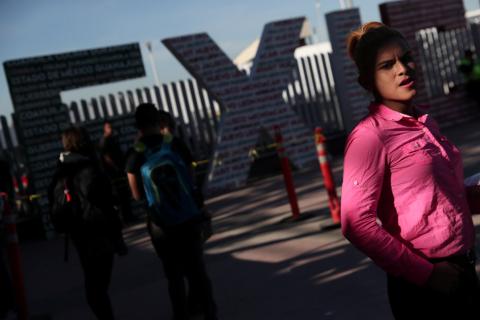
369, 102, 429, 123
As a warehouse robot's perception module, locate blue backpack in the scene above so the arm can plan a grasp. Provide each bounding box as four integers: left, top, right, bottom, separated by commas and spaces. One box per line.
139, 139, 200, 226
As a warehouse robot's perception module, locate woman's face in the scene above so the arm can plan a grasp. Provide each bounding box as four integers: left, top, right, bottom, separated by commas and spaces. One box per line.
373, 38, 416, 107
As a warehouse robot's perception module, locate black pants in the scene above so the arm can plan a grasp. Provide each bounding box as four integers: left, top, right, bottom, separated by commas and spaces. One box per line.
115, 183, 135, 223
0, 246, 14, 318
148, 219, 217, 320
387, 255, 480, 320
72, 235, 115, 320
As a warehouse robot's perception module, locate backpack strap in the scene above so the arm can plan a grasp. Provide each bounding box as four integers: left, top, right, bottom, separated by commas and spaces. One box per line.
64, 179, 72, 203
61, 174, 74, 262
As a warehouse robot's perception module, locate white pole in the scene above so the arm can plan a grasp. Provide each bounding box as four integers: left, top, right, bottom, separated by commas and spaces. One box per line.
315, 0, 322, 43
145, 41, 161, 88
339, 0, 345, 9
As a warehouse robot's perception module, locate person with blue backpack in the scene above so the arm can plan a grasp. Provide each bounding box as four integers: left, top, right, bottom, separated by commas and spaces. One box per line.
126, 103, 217, 320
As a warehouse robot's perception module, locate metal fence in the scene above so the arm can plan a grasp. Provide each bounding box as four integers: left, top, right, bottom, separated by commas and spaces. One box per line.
59, 43, 345, 162
65, 81, 221, 161
416, 25, 476, 97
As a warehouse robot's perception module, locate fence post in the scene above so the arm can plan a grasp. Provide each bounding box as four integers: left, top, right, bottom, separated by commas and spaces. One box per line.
0, 192, 28, 320
315, 127, 341, 225
274, 126, 300, 220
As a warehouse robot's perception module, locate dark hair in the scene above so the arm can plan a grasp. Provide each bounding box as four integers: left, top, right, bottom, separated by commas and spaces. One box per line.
346, 22, 405, 91
61, 126, 93, 155
158, 110, 176, 131
134, 103, 161, 129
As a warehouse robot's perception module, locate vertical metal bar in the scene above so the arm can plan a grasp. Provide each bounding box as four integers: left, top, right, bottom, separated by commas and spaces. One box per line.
90, 98, 101, 119
109, 94, 119, 116
143, 87, 153, 103
154, 85, 164, 111
162, 84, 176, 119
126, 90, 135, 112
188, 79, 210, 151
171, 82, 192, 150
69, 102, 81, 123
179, 80, 200, 155
136, 88, 144, 104
81, 99, 91, 121
99, 95, 109, 118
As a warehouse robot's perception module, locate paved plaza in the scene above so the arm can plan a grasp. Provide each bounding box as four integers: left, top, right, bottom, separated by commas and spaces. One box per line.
18, 118, 480, 320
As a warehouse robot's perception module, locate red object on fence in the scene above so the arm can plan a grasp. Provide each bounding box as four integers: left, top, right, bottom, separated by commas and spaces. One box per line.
274, 126, 300, 220
12, 177, 19, 194
0, 192, 29, 320
315, 127, 341, 224
20, 174, 29, 190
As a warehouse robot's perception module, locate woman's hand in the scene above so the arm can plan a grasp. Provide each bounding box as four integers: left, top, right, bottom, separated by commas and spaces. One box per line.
426, 261, 464, 295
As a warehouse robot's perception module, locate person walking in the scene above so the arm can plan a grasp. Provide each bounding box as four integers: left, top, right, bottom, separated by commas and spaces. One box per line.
126, 103, 217, 320
99, 121, 135, 224
341, 22, 480, 319
49, 127, 122, 320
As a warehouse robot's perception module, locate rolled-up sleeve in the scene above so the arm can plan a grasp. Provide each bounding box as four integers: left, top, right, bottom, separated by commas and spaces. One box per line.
341, 127, 433, 286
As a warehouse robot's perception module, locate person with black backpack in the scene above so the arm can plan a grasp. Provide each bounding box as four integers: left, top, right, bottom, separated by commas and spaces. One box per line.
126, 103, 217, 320
48, 126, 123, 320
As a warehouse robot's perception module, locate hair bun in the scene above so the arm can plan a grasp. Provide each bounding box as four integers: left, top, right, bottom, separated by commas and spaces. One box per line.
346, 22, 385, 61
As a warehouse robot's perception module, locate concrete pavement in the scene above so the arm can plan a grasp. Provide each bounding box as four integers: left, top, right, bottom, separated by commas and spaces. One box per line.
18, 118, 480, 319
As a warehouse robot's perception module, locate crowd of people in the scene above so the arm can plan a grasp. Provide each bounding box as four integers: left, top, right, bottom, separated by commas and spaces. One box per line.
1, 104, 217, 320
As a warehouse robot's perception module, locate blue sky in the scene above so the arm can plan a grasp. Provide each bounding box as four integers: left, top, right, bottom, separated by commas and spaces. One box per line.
1, 0, 479, 117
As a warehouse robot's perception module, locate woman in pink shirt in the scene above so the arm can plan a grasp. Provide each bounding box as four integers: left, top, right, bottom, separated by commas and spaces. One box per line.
341, 22, 479, 319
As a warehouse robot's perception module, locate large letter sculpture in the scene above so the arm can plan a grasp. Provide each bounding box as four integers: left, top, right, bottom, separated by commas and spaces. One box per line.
4, 44, 145, 203
163, 17, 316, 194
4, 44, 145, 238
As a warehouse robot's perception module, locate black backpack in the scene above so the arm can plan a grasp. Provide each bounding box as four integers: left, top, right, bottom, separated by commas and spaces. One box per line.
50, 175, 82, 234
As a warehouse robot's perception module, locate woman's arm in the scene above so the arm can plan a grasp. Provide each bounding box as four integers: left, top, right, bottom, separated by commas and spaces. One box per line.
127, 173, 142, 201
341, 127, 433, 286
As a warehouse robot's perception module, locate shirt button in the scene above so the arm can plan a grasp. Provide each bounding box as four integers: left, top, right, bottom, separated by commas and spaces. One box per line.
353, 180, 359, 186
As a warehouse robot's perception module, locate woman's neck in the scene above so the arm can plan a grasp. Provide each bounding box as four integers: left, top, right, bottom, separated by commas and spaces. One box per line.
381, 99, 414, 116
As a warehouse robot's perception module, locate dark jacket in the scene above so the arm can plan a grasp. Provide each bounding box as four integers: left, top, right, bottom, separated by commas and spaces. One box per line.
48, 151, 119, 239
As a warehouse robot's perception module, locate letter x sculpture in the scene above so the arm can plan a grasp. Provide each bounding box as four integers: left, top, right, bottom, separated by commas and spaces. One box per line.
163, 17, 316, 194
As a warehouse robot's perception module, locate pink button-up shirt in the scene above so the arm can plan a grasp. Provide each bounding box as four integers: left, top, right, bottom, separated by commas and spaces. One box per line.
341, 103, 475, 286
